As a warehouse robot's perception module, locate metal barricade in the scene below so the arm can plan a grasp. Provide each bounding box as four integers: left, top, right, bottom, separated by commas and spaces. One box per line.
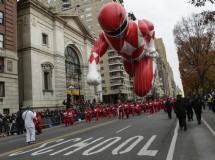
41, 118, 50, 128
10, 123, 18, 135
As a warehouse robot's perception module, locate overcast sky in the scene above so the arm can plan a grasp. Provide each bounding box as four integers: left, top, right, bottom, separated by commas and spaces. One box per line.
123, 0, 214, 92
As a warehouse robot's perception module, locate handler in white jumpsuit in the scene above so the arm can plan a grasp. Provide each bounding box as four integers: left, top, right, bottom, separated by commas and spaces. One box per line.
22, 106, 36, 144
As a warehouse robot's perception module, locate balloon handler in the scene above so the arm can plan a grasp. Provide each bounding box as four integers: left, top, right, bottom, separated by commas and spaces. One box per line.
87, 2, 158, 97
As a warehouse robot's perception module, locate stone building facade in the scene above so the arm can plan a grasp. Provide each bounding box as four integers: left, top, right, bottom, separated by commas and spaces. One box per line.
0, 0, 18, 114
17, 0, 97, 110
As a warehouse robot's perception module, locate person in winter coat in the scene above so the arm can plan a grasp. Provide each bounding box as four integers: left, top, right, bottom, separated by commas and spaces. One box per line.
16, 111, 24, 135
165, 98, 173, 119
22, 106, 37, 144
184, 98, 193, 121
192, 96, 203, 125
174, 94, 187, 131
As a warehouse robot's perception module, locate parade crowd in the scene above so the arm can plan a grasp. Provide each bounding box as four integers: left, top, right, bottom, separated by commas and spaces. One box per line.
0, 91, 215, 144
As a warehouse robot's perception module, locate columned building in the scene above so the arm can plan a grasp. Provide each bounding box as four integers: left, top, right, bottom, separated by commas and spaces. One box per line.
17, 0, 96, 109
0, 1, 18, 114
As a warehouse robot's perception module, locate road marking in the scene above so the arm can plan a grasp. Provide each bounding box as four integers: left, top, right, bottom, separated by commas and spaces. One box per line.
9, 139, 65, 156
9, 138, 25, 143
202, 118, 215, 137
148, 115, 153, 117
50, 137, 104, 156
112, 136, 143, 155
116, 125, 131, 133
0, 120, 117, 158
82, 137, 121, 156
166, 120, 179, 160
138, 135, 158, 156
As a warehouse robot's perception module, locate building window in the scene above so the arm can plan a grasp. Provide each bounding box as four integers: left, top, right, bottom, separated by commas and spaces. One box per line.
42, 33, 48, 45
0, 57, 4, 73
44, 72, 49, 90
0, 81, 5, 97
0, 12, 3, 24
0, 34, 3, 48
101, 67, 104, 70
3, 108, 9, 114
65, 47, 80, 76
41, 62, 54, 94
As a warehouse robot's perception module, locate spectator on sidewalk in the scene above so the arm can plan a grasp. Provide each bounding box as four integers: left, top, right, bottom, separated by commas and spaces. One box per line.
22, 106, 36, 144
207, 94, 213, 110
35, 112, 42, 134
16, 111, 24, 135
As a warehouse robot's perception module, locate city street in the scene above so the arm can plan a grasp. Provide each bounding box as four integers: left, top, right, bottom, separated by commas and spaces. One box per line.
0, 109, 214, 160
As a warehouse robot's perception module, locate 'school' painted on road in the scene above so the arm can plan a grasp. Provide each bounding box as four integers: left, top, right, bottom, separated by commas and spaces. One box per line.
9, 135, 158, 157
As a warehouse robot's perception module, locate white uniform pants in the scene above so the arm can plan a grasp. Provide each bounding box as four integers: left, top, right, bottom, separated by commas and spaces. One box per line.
25, 126, 35, 143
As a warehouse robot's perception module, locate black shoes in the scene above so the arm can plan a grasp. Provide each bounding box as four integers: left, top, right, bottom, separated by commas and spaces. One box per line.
27, 141, 36, 145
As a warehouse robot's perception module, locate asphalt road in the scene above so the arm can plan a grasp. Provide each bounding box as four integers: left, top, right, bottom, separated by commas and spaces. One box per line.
0, 108, 214, 160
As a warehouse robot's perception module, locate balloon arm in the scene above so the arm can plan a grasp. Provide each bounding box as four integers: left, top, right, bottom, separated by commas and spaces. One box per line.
86, 33, 108, 86
91, 32, 109, 59
145, 30, 159, 58
87, 59, 101, 86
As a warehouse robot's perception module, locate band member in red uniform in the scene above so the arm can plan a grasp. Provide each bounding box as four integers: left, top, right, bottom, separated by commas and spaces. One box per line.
106, 105, 111, 119
118, 102, 124, 119
148, 99, 154, 114
136, 102, 142, 116
34, 112, 42, 135
156, 99, 160, 111
94, 104, 100, 121
63, 109, 69, 126
162, 98, 167, 113
85, 107, 92, 123
68, 108, 74, 126
143, 100, 148, 112
130, 102, 135, 116
111, 104, 117, 117
153, 99, 157, 112
102, 105, 107, 118
124, 102, 130, 119
87, 2, 158, 98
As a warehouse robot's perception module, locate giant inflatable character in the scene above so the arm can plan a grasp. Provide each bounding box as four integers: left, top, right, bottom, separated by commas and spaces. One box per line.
87, 2, 158, 97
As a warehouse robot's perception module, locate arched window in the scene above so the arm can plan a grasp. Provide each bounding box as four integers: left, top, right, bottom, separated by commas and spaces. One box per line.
65, 47, 80, 77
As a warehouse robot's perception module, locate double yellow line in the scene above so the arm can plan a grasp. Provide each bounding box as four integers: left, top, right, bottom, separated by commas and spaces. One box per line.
0, 120, 117, 157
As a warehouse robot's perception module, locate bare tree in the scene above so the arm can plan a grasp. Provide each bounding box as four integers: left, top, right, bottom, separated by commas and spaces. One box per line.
189, 0, 214, 7
173, 13, 215, 95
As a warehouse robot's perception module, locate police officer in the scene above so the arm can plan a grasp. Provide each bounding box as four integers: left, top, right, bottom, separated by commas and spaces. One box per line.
174, 93, 187, 131
192, 96, 203, 125
165, 98, 173, 119
184, 97, 193, 121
